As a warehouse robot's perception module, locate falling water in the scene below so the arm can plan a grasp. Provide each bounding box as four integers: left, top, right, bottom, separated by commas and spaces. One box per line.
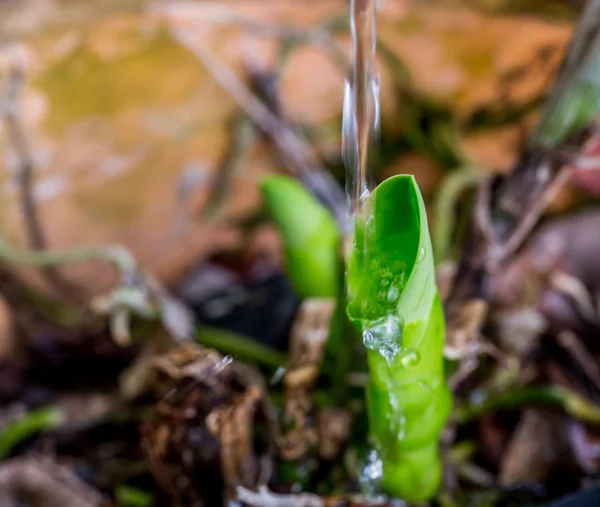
343, 0, 380, 219
344, 0, 404, 365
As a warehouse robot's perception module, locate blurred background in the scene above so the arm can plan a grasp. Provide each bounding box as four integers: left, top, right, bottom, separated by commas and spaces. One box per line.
0, 0, 582, 295
1, 0, 600, 505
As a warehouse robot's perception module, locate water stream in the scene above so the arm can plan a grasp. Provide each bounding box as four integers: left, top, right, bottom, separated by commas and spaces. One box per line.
343, 1, 389, 490
342, 0, 380, 220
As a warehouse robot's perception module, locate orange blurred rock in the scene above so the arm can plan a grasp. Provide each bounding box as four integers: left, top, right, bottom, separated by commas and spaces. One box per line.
0, 0, 575, 293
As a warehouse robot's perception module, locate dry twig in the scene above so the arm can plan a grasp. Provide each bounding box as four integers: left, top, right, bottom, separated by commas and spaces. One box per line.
144, 343, 276, 506
166, 25, 348, 230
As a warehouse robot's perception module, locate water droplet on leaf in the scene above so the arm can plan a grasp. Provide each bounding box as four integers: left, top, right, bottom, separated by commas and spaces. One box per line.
362, 313, 403, 363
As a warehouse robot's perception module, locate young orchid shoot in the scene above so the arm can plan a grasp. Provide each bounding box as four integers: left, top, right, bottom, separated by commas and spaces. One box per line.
260, 175, 341, 301
344, 0, 450, 500
346, 174, 451, 502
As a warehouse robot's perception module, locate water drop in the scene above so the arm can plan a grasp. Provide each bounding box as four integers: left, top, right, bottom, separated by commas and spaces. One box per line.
362, 313, 403, 363
358, 449, 383, 498
378, 345, 399, 364
417, 246, 426, 263
387, 286, 399, 303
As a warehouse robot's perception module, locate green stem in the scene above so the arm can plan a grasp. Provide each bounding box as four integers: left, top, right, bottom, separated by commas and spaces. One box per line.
454, 385, 600, 425
0, 406, 64, 459
196, 326, 287, 369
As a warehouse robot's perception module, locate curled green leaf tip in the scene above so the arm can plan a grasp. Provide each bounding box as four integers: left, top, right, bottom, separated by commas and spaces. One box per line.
346, 174, 451, 502
260, 175, 340, 300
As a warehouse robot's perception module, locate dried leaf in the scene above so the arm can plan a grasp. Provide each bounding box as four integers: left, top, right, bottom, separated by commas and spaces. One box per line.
281, 298, 336, 461
444, 299, 488, 360
237, 485, 323, 507
316, 407, 352, 460
0, 456, 104, 507
143, 343, 275, 506
206, 384, 275, 499
499, 408, 571, 487
495, 307, 546, 357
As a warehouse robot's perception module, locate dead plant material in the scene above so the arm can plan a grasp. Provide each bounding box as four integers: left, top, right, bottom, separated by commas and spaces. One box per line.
494, 307, 546, 358
142, 343, 276, 506
549, 271, 598, 323
0, 456, 105, 507
489, 210, 600, 346
444, 299, 489, 361
118, 331, 174, 400
237, 485, 398, 507
281, 298, 336, 461
445, 298, 505, 389
499, 408, 573, 488
556, 330, 600, 393
447, 0, 600, 324
316, 407, 352, 461
167, 24, 348, 229
566, 419, 600, 474
436, 261, 457, 304
206, 384, 274, 499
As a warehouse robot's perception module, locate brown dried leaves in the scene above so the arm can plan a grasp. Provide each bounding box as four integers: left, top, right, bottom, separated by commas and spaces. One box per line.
0, 456, 105, 507
142, 343, 276, 505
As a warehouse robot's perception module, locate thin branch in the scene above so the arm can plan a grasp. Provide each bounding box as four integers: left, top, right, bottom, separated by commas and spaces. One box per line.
557, 330, 600, 393
0, 456, 104, 507
0, 237, 194, 343
196, 326, 287, 369
498, 165, 571, 263
169, 27, 348, 230
203, 113, 255, 219
454, 385, 600, 425
447, 3, 600, 313
153, 4, 349, 72
0, 43, 82, 300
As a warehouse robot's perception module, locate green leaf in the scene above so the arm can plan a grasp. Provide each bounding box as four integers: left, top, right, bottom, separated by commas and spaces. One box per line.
261, 175, 351, 398
346, 174, 451, 502
0, 406, 64, 460
260, 175, 341, 300
196, 325, 287, 369
532, 1, 600, 147
116, 486, 153, 507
